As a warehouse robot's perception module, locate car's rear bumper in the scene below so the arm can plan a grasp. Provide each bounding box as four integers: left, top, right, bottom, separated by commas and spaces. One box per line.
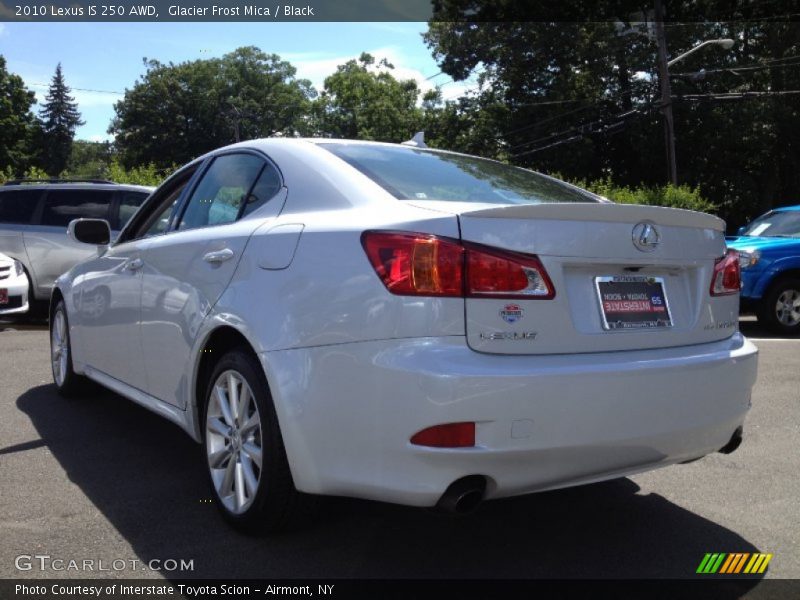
261, 332, 758, 507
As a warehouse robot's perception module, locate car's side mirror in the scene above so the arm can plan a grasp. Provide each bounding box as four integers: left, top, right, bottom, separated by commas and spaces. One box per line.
737, 225, 746, 235
68, 218, 111, 246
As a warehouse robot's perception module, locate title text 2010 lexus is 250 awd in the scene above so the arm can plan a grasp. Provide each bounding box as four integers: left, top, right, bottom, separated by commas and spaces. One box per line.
50, 139, 758, 532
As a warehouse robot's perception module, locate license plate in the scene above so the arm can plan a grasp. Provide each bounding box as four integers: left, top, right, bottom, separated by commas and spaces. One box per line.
0, 289, 7, 304
595, 276, 672, 330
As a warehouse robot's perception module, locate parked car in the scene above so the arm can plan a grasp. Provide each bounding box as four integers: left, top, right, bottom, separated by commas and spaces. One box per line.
0, 179, 153, 314
50, 139, 758, 532
0, 251, 29, 315
726, 205, 800, 335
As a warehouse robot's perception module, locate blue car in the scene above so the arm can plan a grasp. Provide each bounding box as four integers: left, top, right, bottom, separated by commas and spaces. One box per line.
727, 205, 800, 334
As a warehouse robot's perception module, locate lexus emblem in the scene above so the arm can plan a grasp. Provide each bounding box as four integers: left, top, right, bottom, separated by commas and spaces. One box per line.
632, 221, 660, 252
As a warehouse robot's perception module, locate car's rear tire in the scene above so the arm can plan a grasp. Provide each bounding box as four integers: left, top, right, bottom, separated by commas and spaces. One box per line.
203, 348, 311, 533
757, 277, 800, 336
50, 300, 89, 397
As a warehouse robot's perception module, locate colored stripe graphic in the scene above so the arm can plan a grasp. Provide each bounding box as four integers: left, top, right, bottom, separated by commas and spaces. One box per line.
699, 553, 773, 574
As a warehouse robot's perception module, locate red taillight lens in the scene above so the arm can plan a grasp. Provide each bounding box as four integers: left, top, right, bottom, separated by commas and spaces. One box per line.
361, 231, 464, 296
410, 422, 475, 448
361, 231, 555, 300
465, 242, 555, 299
710, 249, 741, 296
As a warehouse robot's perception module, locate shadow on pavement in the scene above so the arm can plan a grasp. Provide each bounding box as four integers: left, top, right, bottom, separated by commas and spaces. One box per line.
14, 383, 767, 592
738, 317, 797, 340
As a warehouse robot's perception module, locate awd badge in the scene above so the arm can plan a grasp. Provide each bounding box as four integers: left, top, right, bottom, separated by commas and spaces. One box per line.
499, 303, 523, 323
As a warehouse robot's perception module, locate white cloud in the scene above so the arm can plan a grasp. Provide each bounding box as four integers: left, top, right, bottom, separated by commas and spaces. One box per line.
0, 23, 6, 38
290, 46, 481, 103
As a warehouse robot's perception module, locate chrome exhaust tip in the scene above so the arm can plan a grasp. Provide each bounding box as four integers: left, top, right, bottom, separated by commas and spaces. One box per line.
437, 475, 486, 515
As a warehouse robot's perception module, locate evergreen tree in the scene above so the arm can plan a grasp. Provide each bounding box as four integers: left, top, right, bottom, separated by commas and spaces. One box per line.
39, 63, 84, 176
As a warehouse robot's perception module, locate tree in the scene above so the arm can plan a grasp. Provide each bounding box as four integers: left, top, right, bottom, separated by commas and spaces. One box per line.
311, 53, 422, 141
424, 2, 800, 228
110, 47, 316, 168
39, 63, 85, 176
0, 56, 38, 174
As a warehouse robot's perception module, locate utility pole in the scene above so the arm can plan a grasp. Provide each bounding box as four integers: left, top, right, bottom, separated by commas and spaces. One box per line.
654, 0, 677, 185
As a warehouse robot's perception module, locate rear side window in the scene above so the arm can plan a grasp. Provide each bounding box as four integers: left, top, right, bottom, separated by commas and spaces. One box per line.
42, 190, 114, 227
117, 191, 150, 229
0, 189, 43, 224
177, 154, 264, 231
241, 164, 282, 218
320, 143, 597, 205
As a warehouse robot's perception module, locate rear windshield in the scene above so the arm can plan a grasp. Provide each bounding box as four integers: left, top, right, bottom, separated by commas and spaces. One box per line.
320, 143, 597, 205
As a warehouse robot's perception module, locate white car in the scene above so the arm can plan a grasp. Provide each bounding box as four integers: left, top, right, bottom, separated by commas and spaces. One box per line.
0, 251, 30, 315
50, 139, 758, 532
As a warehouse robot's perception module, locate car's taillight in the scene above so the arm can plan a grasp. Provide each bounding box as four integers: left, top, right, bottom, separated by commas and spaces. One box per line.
465, 242, 555, 299
361, 231, 464, 296
361, 231, 555, 300
710, 249, 741, 296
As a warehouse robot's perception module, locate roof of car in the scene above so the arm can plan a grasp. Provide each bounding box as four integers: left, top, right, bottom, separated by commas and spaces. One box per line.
1, 180, 154, 192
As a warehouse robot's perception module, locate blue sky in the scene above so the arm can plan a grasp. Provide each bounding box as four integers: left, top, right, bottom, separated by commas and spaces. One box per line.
0, 21, 478, 141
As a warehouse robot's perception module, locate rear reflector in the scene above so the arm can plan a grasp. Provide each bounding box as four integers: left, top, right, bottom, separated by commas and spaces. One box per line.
361, 231, 555, 299
710, 249, 741, 296
410, 422, 476, 448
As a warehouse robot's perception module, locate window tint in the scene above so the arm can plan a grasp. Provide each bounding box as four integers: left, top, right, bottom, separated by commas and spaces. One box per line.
42, 190, 113, 227
241, 163, 282, 217
0, 189, 43, 224
177, 154, 264, 231
320, 143, 597, 205
117, 191, 150, 229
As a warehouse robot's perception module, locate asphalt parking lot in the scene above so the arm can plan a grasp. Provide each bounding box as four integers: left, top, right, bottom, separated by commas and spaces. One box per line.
0, 316, 797, 584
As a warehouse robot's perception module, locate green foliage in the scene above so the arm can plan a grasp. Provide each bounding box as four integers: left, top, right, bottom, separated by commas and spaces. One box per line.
65, 140, 113, 178
311, 53, 422, 141
424, 9, 800, 229
0, 56, 39, 175
110, 47, 315, 168
569, 176, 717, 213
39, 63, 85, 176
105, 161, 166, 187
23, 166, 50, 180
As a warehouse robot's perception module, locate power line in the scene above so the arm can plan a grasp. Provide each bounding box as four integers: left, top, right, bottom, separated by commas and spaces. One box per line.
676, 90, 800, 100
672, 59, 800, 77
30, 82, 124, 95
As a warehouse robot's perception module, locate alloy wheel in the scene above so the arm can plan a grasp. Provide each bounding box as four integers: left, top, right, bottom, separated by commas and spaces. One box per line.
51, 309, 68, 387
775, 289, 800, 327
206, 370, 263, 514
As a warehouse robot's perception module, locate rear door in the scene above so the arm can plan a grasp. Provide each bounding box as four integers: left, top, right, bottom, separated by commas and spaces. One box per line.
139, 152, 284, 407
23, 188, 114, 296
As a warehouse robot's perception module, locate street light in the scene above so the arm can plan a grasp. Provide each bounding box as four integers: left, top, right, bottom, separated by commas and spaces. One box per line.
654, 0, 735, 184
667, 39, 735, 68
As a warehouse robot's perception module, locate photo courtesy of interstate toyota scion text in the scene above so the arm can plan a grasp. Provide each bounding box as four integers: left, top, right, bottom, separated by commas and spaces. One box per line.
49, 138, 759, 532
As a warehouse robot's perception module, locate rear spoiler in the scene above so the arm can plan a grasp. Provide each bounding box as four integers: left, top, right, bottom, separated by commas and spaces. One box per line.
461, 203, 725, 232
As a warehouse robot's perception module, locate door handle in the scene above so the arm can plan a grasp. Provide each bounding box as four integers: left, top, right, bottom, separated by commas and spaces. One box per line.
203, 248, 235, 264
126, 258, 143, 271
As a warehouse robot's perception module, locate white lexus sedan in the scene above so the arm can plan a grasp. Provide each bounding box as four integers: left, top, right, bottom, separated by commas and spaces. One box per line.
50, 139, 758, 532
